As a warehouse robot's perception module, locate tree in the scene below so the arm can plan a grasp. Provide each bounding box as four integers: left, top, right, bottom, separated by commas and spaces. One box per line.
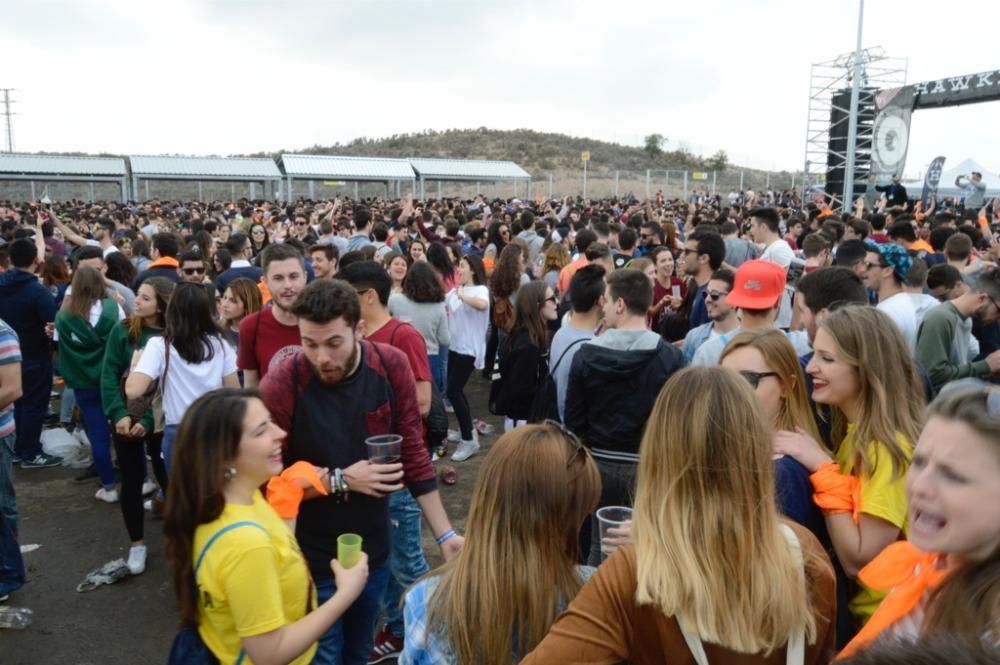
644, 133, 665, 159
708, 150, 729, 173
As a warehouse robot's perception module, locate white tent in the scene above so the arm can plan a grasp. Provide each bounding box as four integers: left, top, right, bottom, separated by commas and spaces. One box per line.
904, 158, 1000, 201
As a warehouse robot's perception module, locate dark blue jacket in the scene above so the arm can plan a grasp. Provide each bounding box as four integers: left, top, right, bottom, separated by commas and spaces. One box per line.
0, 269, 56, 361
216, 265, 263, 294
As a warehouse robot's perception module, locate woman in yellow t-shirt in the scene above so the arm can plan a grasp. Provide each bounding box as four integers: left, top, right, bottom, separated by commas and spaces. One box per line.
775, 306, 924, 628
164, 388, 369, 665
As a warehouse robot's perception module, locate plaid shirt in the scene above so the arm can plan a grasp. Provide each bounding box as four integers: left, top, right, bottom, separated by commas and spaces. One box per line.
400, 566, 597, 665
0, 319, 21, 438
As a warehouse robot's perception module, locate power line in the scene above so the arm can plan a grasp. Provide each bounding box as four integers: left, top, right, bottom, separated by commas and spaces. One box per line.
1, 88, 16, 152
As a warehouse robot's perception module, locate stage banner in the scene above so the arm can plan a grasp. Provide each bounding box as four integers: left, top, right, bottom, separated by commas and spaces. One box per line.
920, 156, 947, 210
871, 86, 916, 181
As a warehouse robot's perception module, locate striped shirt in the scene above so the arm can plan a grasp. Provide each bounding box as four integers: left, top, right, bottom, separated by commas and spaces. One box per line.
0, 319, 22, 438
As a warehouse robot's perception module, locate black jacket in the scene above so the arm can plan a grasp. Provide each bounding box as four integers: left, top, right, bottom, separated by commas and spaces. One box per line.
564, 330, 685, 463
0, 269, 56, 361
493, 332, 547, 421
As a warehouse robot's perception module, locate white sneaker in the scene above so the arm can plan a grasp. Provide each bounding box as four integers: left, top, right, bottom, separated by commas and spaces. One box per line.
141, 480, 158, 496
95, 487, 119, 503
127, 545, 147, 575
451, 437, 480, 462
447, 429, 461, 443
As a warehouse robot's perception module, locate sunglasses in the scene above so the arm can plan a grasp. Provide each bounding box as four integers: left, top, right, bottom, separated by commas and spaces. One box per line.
295, 221, 308, 226
182, 267, 205, 275
864, 260, 888, 271
252, 229, 266, 235
702, 289, 729, 301
681, 248, 699, 255
738, 370, 779, 388
543, 419, 588, 468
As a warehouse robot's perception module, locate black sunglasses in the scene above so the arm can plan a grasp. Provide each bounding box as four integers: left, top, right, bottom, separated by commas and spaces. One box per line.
543, 419, 587, 468
182, 267, 205, 275
864, 260, 888, 271
739, 370, 779, 388
702, 289, 729, 301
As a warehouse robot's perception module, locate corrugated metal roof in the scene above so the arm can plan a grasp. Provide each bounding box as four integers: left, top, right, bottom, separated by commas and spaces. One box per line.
280, 154, 415, 180
129, 155, 281, 179
409, 158, 530, 180
0, 153, 127, 176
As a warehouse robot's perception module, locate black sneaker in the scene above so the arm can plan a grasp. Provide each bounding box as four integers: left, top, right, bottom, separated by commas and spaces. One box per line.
74, 463, 99, 482
20, 453, 62, 469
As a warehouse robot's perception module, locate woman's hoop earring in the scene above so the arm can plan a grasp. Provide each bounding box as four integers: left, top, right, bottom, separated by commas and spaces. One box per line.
224, 467, 237, 481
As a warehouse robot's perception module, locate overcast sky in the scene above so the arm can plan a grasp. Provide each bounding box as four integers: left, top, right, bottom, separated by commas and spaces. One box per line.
2, 0, 998, 177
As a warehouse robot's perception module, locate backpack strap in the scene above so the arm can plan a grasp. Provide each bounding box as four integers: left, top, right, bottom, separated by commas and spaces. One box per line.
677, 524, 806, 665
549, 336, 590, 374
193, 520, 269, 665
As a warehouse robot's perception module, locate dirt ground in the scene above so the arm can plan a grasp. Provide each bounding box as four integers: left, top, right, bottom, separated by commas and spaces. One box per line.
3, 376, 499, 665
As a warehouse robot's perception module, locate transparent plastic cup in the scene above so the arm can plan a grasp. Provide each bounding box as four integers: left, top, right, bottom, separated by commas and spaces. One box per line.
366, 434, 402, 464
596, 506, 633, 560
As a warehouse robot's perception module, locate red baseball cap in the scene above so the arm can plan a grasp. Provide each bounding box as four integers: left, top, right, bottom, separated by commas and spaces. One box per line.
726, 260, 787, 309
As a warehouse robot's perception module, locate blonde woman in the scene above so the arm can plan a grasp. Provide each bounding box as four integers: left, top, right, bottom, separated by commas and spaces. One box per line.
540, 243, 570, 296
401, 422, 601, 665
523, 367, 836, 664
775, 305, 924, 628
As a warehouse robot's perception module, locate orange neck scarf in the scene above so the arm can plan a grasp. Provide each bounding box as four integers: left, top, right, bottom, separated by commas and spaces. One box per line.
838, 542, 950, 659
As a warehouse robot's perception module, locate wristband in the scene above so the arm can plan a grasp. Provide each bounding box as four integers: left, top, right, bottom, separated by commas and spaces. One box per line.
435, 529, 457, 546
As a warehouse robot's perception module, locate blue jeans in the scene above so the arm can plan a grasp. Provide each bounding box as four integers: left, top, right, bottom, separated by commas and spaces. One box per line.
59, 386, 76, 423
428, 345, 449, 397
13, 358, 52, 460
75, 388, 115, 489
0, 433, 24, 596
0, 433, 19, 537
161, 424, 179, 477
312, 564, 390, 665
382, 490, 430, 638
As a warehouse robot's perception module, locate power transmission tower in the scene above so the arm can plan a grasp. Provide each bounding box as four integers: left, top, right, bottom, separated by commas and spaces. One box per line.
1, 89, 15, 152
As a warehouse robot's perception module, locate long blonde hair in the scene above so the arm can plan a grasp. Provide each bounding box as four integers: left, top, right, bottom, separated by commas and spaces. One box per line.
633, 367, 820, 653
425, 423, 601, 665
721, 329, 822, 442
818, 306, 923, 479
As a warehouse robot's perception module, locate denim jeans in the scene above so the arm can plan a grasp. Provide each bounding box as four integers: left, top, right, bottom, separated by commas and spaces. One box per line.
59, 386, 76, 423
13, 358, 52, 460
0, 433, 19, 537
312, 564, 390, 665
75, 388, 115, 489
428, 345, 449, 397
586, 457, 638, 567
382, 490, 430, 638
161, 424, 179, 477
0, 433, 24, 597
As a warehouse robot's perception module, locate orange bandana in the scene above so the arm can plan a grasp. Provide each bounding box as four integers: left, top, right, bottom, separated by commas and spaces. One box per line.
266, 461, 328, 519
838, 542, 950, 659
809, 462, 862, 524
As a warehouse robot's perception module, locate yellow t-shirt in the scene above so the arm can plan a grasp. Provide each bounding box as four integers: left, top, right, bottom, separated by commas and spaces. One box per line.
836, 423, 911, 625
194, 490, 317, 665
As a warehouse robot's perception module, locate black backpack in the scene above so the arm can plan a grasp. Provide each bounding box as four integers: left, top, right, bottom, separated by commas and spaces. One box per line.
527, 337, 589, 423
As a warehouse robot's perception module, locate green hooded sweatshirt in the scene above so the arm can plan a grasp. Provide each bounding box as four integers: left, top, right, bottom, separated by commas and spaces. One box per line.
55, 299, 119, 390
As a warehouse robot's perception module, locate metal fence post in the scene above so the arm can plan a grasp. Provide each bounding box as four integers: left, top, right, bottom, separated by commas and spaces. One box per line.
437, 180, 442, 199
666, 171, 670, 189
645, 169, 651, 198
198, 181, 203, 201
549, 174, 553, 199
683, 171, 688, 201
30, 180, 36, 200
766, 172, 770, 190
712, 171, 717, 195
739, 171, 744, 191
355, 182, 360, 199
582, 160, 588, 199
308, 180, 316, 200
615, 171, 619, 197
89, 182, 96, 202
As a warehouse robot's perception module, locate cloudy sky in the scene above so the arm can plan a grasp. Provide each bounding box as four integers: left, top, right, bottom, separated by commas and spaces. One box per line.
2, 0, 998, 177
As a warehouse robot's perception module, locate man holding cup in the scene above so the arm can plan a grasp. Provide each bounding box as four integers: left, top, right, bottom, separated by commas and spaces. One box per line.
260, 278, 462, 665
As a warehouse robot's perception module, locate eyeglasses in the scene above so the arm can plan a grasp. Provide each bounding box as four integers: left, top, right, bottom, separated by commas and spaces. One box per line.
543, 295, 557, 304
702, 289, 729, 301
864, 260, 888, 271
252, 229, 266, 235
295, 221, 308, 226
543, 419, 588, 468
681, 248, 699, 255
738, 370, 779, 388
182, 266, 205, 275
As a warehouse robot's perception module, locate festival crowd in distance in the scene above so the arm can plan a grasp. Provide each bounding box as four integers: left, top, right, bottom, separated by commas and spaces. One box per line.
0, 184, 998, 664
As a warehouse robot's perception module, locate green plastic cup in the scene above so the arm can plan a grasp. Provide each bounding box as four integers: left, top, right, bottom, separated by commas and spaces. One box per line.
337, 533, 363, 569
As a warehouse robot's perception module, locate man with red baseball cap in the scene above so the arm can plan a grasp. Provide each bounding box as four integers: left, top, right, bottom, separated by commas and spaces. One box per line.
692, 260, 811, 365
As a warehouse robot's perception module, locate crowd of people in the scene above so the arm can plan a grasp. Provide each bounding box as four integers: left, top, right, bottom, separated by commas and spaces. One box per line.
0, 187, 998, 664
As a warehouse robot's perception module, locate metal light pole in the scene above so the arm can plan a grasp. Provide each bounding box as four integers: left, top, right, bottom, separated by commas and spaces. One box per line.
842, 0, 865, 207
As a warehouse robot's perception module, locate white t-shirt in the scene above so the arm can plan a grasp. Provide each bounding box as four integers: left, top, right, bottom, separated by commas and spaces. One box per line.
877, 292, 918, 353
445, 285, 490, 369
760, 239, 795, 328
135, 336, 237, 425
